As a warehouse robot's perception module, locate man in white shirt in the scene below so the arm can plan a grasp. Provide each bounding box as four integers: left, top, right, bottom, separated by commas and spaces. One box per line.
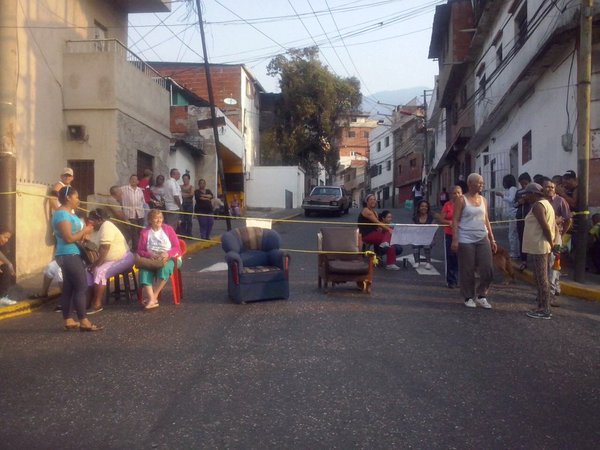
120, 174, 146, 251
163, 168, 182, 229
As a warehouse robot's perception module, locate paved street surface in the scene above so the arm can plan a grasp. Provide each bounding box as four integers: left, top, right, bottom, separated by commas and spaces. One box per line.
1, 208, 599, 449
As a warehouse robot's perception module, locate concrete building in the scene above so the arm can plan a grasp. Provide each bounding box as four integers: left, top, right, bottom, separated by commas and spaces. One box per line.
149, 63, 263, 208
334, 113, 378, 203
428, 0, 600, 217
368, 123, 395, 209
10, 0, 170, 277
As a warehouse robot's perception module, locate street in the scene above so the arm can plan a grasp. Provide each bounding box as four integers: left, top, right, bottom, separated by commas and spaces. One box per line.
1, 210, 599, 449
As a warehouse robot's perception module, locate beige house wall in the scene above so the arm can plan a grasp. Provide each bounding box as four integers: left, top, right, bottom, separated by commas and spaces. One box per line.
12, 1, 171, 278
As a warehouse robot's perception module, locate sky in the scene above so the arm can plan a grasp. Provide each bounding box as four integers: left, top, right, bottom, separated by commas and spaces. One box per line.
127, 0, 441, 110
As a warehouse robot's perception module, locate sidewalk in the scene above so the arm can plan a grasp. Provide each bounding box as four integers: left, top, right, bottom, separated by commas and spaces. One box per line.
0, 207, 304, 321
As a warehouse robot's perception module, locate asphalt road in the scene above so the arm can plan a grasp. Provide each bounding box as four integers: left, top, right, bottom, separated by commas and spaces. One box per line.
1, 210, 599, 449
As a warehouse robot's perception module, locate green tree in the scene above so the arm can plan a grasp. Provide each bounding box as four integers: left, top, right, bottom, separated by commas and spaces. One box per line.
267, 47, 362, 178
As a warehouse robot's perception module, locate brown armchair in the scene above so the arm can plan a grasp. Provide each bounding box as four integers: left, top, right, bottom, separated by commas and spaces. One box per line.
318, 227, 375, 294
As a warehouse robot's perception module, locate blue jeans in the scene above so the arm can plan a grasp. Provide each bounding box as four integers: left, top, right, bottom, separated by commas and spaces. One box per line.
180, 202, 193, 236
55, 254, 88, 320
445, 234, 458, 287
197, 213, 214, 240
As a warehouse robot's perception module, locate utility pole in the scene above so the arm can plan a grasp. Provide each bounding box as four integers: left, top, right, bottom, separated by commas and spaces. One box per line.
0, 0, 18, 272
574, 0, 593, 283
422, 89, 429, 203
195, 0, 231, 231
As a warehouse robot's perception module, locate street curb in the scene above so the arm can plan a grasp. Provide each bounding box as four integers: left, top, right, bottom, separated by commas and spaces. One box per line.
512, 262, 600, 302
0, 295, 58, 321
0, 211, 304, 321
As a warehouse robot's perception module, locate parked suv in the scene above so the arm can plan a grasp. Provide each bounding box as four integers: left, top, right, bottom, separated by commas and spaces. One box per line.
302, 186, 351, 217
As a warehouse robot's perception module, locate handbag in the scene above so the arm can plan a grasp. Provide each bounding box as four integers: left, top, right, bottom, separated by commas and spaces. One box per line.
77, 241, 99, 265
134, 254, 167, 270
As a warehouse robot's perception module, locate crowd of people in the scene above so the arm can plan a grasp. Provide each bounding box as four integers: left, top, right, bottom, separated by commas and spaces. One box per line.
358, 170, 598, 320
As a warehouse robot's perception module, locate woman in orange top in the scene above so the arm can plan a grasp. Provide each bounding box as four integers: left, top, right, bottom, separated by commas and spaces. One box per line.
437, 185, 462, 288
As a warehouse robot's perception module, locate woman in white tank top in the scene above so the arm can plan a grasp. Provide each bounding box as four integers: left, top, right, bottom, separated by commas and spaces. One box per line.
451, 173, 497, 309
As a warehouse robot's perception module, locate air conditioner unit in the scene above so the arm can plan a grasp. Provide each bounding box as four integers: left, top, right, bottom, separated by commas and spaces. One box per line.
67, 125, 86, 141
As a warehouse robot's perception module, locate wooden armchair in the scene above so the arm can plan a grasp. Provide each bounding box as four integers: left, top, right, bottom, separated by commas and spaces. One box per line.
318, 227, 375, 294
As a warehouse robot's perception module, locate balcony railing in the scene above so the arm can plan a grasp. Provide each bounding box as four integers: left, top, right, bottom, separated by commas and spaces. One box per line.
65, 39, 166, 89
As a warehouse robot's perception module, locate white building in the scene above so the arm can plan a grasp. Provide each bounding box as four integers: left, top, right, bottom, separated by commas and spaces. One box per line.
428, 0, 600, 214
369, 122, 395, 208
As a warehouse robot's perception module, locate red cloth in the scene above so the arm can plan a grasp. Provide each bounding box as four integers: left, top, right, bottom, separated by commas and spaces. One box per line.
137, 224, 181, 258
362, 229, 396, 263
441, 201, 454, 236
138, 178, 152, 204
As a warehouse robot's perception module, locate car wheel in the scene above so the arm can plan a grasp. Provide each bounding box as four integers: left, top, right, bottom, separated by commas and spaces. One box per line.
335, 209, 342, 217
304, 209, 311, 217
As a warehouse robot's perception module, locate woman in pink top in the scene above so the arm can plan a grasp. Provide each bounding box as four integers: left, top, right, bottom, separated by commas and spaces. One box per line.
137, 209, 181, 310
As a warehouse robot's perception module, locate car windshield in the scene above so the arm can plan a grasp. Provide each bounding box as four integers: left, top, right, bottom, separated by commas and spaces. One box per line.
312, 187, 340, 196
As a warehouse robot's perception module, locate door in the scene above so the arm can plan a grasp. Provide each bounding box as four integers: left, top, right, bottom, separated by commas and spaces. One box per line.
67, 160, 94, 202
137, 150, 154, 180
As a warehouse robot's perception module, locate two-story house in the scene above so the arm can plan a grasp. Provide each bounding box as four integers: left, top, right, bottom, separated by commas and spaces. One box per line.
8, 0, 171, 277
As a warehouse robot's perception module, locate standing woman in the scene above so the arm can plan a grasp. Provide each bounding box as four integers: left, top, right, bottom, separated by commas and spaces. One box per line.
194, 179, 214, 240
179, 174, 194, 237
412, 200, 434, 270
437, 185, 462, 288
451, 173, 497, 309
52, 187, 103, 331
522, 183, 556, 320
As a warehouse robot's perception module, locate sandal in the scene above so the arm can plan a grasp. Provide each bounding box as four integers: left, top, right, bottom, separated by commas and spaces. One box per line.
144, 302, 159, 311
518, 263, 527, 272
63, 322, 80, 331
29, 293, 48, 300
80, 324, 104, 332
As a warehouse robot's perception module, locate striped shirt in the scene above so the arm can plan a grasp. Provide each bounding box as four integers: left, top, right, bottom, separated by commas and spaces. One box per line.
120, 185, 146, 219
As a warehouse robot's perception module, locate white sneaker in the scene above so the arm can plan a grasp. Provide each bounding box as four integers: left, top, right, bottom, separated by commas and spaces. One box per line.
464, 298, 477, 308
0, 296, 17, 306
385, 264, 400, 270
475, 297, 492, 309
379, 242, 390, 249
412, 262, 420, 269
424, 263, 432, 270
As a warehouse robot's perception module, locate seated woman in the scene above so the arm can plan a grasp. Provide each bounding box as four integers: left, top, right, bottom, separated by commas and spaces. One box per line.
412, 200, 434, 270
86, 208, 135, 313
378, 210, 403, 258
358, 194, 398, 270
137, 209, 181, 310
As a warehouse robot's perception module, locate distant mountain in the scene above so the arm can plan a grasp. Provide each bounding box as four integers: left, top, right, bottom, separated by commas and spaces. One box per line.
362, 87, 431, 117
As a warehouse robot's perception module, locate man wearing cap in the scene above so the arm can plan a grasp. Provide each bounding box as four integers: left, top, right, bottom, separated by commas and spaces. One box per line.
522, 182, 556, 320
50, 167, 74, 211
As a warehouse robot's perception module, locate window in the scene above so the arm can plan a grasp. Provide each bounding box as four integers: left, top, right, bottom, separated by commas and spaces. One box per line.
515, 3, 527, 50
363, 131, 369, 139
387, 160, 391, 171
385, 136, 390, 147
460, 86, 467, 109
398, 164, 402, 175
410, 158, 416, 168
452, 103, 458, 125
378, 165, 382, 175
496, 44, 503, 67
479, 74, 487, 103
348, 131, 356, 138
377, 142, 381, 152
522, 130, 532, 164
